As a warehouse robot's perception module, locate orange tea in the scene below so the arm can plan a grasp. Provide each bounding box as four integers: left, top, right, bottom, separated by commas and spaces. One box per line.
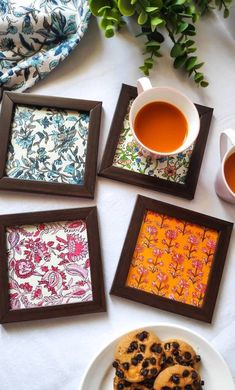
134, 101, 188, 153
224, 152, 235, 193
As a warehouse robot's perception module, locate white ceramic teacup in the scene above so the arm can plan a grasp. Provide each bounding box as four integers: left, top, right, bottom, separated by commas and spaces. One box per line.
129, 77, 200, 159
215, 128, 235, 204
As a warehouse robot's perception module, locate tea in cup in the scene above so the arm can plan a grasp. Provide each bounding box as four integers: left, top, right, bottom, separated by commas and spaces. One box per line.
129, 77, 200, 158
215, 128, 235, 204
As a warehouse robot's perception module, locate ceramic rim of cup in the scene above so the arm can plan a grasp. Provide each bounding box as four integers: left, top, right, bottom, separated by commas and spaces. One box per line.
130, 86, 200, 157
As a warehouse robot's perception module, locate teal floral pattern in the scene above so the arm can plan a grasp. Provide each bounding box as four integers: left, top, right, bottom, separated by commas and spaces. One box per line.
6, 104, 89, 184
0, 0, 90, 92
113, 100, 194, 184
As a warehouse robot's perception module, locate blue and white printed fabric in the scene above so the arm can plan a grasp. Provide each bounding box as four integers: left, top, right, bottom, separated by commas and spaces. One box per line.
0, 0, 90, 93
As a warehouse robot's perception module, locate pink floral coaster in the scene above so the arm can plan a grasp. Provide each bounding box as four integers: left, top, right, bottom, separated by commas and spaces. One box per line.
7, 220, 92, 310
0, 207, 106, 323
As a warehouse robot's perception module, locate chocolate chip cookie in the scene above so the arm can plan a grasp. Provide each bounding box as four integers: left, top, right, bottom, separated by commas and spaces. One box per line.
153, 365, 204, 389
161, 339, 201, 370
113, 330, 163, 383
113, 375, 155, 389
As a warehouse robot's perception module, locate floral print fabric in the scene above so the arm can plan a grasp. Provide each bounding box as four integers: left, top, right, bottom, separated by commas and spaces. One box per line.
113, 100, 194, 183
126, 210, 219, 307
7, 220, 93, 310
5, 104, 89, 184
0, 0, 90, 92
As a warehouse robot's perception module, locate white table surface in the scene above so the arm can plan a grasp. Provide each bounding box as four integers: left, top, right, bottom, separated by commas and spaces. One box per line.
0, 10, 235, 390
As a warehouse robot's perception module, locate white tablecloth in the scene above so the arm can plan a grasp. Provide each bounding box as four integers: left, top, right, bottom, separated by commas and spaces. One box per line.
0, 10, 235, 390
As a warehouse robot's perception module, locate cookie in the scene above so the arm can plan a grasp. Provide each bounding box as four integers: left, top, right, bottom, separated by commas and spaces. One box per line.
161, 339, 201, 370
153, 365, 204, 390
113, 329, 163, 383
113, 375, 155, 389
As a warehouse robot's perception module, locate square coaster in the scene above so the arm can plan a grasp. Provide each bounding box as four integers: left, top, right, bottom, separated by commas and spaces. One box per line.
111, 195, 233, 323
0, 92, 102, 198
7, 220, 92, 309
99, 84, 213, 199
5, 104, 89, 186
0, 207, 106, 323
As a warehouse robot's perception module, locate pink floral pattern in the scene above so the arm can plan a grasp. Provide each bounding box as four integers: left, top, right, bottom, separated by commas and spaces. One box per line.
7, 220, 93, 310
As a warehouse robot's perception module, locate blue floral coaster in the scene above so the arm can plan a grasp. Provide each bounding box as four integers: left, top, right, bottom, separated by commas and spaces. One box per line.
6, 104, 89, 185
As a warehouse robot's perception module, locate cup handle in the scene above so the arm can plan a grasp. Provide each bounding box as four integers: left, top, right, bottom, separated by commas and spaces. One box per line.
220, 129, 235, 161
137, 77, 152, 95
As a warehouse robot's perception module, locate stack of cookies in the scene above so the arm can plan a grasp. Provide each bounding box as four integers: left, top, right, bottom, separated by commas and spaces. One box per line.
112, 329, 204, 390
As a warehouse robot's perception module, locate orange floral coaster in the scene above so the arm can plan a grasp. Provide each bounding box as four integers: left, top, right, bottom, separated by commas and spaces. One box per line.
111, 195, 233, 323
126, 210, 218, 308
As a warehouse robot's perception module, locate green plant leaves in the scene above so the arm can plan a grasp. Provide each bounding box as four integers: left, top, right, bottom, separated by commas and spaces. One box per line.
145, 41, 161, 49
200, 81, 209, 87
185, 56, 197, 71
88, 0, 230, 87
89, 0, 123, 39
176, 21, 188, 33
194, 72, 204, 83
170, 43, 185, 57
118, 0, 135, 16
138, 11, 148, 25
105, 25, 115, 37
185, 39, 194, 47
98, 6, 112, 16
154, 0, 163, 7
224, 7, 230, 17
174, 0, 187, 4
150, 16, 165, 31
196, 0, 232, 17
174, 53, 187, 68
89, 0, 108, 16
146, 7, 159, 12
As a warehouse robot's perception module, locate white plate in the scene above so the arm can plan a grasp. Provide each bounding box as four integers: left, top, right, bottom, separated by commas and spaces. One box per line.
80, 323, 234, 390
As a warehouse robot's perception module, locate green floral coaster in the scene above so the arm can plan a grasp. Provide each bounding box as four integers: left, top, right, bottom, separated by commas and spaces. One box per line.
99, 84, 213, 200
113, 99, 193, 184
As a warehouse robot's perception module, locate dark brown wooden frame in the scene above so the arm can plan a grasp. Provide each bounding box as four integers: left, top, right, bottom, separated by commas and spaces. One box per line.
110, 195, 233, 323
0, 207, 106, 323
99, 84, 213, 200
0, 92, 102, 198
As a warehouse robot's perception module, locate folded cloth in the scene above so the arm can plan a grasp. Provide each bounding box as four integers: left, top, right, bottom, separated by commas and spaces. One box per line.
0, 0, 90, 94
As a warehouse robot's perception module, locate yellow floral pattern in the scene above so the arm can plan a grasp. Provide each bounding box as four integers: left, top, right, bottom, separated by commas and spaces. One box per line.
126, 211, 219, 307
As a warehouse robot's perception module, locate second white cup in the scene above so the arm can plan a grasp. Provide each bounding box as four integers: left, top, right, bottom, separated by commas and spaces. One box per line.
215, 128, 235, 204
